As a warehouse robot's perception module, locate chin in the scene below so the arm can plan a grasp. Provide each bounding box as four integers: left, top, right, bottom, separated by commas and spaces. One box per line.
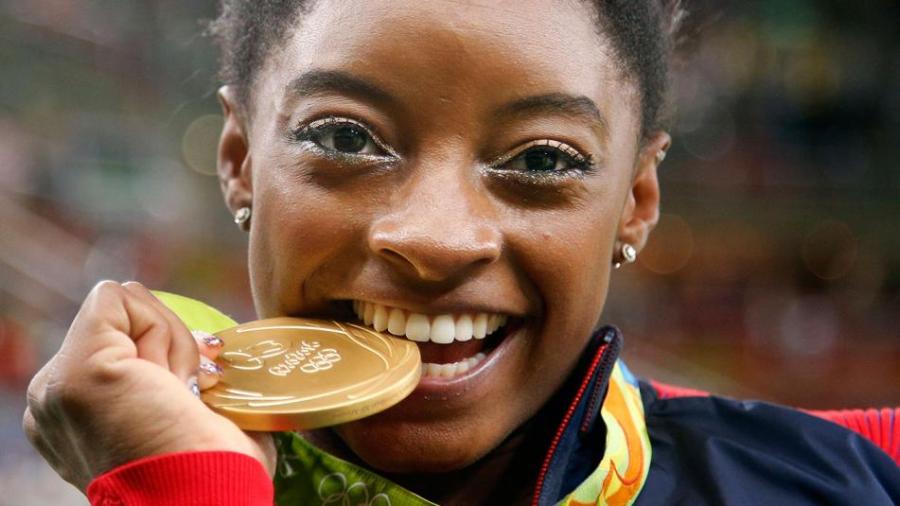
335, 416, 492, 474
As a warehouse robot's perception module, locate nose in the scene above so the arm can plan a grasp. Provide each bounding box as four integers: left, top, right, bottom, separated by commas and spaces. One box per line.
368, 170, 502, 283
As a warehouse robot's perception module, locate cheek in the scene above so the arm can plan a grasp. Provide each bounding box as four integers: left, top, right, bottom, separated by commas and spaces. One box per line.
513, 202, 617, 323
248, 165, 360, 316
500, 206, 615, 395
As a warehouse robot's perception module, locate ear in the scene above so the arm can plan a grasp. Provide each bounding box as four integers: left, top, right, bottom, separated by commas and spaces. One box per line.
217, 85, 252, 214
616, 131, 671, 255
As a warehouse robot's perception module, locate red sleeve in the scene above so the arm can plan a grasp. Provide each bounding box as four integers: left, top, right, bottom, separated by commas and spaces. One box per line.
803, 408, 900, 465
651, 380, 900, 466
86, 451, 273, 506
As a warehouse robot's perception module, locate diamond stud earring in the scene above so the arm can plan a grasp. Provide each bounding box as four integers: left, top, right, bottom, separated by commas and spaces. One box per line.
614, 243, 637, 269
234, 206, 251, 231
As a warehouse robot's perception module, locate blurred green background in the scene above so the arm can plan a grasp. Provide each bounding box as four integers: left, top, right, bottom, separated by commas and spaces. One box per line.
1, 1, 898, 503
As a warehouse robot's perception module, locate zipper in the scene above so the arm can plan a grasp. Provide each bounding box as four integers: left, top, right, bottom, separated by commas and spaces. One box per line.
579, 331, 621, 435
530, 329, 619, 506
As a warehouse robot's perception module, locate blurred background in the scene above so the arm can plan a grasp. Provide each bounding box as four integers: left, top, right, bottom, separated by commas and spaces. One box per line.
0, 0, 897, 503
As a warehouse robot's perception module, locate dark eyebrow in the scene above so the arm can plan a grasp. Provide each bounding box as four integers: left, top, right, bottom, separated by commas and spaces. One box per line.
284, 69, 394, 106
494, 93, 607, 133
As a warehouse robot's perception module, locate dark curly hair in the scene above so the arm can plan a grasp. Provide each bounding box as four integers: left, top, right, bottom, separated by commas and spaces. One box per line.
209, 0, 684, 139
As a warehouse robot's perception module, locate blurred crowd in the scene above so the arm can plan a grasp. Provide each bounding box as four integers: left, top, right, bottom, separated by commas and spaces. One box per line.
1, 1, 898, 503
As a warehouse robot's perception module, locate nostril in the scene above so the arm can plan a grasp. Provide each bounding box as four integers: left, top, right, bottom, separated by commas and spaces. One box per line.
377, 245, 446, 281
368, 217, 502, 282
378, 248, 412, 268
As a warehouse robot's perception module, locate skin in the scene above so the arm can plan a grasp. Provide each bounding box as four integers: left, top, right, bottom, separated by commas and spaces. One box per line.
24, 0, 669, 504
219, 0, 668, 500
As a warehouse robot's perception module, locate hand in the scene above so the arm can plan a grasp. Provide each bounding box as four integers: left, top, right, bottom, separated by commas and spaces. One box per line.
23, 281, 276, 491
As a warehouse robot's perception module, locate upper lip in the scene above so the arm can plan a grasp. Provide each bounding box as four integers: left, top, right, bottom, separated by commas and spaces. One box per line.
342, 298, 527, 318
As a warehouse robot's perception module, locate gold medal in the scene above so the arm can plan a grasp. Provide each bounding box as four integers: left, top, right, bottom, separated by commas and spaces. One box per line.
201, 317, 421, 431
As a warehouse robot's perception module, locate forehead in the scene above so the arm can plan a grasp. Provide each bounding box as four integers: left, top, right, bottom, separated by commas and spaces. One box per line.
254, 0, 636, 134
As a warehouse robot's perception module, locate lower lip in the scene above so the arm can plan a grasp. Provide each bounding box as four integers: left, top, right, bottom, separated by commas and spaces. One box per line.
411, 323, 523, 396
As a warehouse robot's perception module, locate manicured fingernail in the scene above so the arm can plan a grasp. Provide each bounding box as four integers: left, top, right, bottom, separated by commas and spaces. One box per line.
203, 335, 224, 348
192, 330, 224, 348
199, 361, 224, 376
188, 376, 200, 397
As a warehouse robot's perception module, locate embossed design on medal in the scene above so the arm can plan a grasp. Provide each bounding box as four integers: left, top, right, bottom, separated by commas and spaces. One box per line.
200, 317, 421, 430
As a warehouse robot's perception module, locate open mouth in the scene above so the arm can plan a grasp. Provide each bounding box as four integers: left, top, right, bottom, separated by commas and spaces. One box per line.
348, 300, 516, 380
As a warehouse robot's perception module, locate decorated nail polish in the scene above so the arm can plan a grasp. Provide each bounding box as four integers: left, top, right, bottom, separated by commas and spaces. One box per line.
188, 377, 200, 398
199, 361, 224, 376
192, 330, 224, 348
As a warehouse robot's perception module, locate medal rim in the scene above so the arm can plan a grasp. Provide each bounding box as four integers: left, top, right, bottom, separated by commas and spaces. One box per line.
201, 317, 422, 431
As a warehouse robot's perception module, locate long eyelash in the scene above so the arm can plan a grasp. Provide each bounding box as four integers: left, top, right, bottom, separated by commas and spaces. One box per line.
488, 139, 596, 177
287, 116, 398, 158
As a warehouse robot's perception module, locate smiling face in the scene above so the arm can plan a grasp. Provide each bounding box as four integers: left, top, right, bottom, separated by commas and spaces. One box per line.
217, 0, 668, 473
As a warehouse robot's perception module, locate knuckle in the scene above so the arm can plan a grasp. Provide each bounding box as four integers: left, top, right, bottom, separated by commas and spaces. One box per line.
25, 368, 47, 407
153, 315, 174, 338
42, 381, 71, 410
91, 279, 123, 297
121, 280, 147, 293
42, 371, 90, 416
84, 351, 129, 384
25, 364, 57, 422
84, 280, 126, 311
22, 407, 38, 440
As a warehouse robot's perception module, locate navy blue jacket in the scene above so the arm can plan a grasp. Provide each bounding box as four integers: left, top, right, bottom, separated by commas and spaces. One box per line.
534, 327, 900, 505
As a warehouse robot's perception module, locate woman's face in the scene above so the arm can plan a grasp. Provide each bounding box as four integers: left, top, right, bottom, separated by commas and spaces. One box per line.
218, 0, 665, 472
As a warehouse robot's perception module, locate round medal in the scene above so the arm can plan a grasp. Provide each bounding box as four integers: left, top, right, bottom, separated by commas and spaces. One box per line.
201, 317, 421, 431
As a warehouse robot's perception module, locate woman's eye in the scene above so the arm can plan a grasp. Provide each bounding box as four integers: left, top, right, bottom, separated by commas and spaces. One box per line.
320, 123, 375, 154
498, 142, 592, 175
291, 117, 392, 157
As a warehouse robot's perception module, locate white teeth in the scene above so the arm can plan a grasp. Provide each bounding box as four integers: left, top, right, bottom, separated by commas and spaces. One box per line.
430, 315, 455, 344
373, 305, 388, 332
387, 308, 406, 336
473, 313, 487, 339
363, 302, 375, 325
455, 314, 473, 342
405, 313, 430, 342
420, 352, 487, 379
352, 301, 509, 345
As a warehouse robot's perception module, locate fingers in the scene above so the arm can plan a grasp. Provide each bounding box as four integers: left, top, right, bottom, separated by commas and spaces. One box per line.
120, 282, 199, 383
192, 330, 224, 360
197, 355, 224, 390
23, 280, 257, 491
192, 330, 225, 391
62, 280, 173, 366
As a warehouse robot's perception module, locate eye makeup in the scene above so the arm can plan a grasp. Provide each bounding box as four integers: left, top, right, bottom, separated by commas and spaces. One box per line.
286, 114, 597, 186
287, 115, 400, 162
486, 139, 597, 181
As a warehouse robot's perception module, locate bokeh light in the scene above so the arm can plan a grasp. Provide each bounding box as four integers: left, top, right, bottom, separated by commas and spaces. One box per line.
802, 220, 857, 280
182, 114, 224, 176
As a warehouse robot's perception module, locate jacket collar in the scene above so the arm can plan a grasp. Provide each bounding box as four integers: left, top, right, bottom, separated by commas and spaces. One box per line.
532, 326, 652, 506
